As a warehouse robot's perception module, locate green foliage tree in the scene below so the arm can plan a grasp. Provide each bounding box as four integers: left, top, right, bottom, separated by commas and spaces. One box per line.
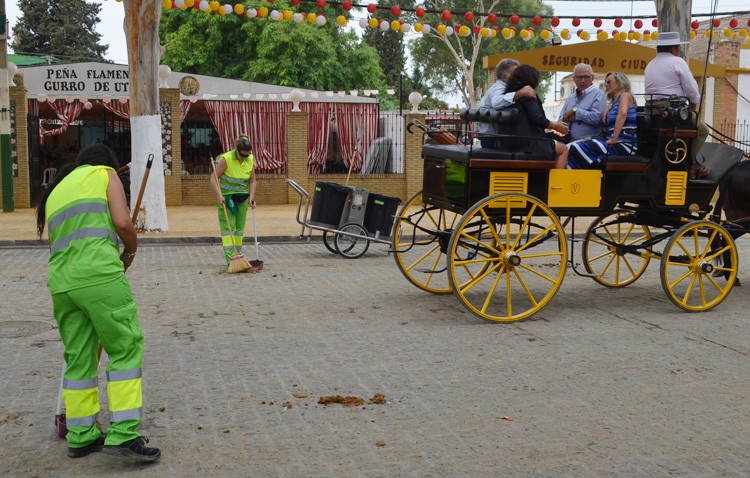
11, 0, 108, 62
160, 3, 386, 92
409, 0, 553, 107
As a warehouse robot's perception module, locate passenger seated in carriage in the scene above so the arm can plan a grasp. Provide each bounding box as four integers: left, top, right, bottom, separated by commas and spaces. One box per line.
567, 71, 638, 169
500, 65, 570, 168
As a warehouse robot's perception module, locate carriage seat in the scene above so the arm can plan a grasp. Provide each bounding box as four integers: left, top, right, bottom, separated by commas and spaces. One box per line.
460, 107, 518, 125
422, 143, 555, 170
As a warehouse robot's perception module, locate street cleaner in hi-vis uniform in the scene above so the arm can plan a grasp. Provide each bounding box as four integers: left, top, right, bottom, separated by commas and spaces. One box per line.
36, 144, 160, 462
210, 135, 257, 265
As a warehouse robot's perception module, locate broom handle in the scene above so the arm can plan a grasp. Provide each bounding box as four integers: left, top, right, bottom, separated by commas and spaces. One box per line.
131, 154, 154, 224
252, 207, 260, 261
211, 157, 241, 256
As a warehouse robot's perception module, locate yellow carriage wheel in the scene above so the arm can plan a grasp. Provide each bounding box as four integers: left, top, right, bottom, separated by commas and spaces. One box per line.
392, 191, 462, 294
583, 210, 652, 287
447, 193, 567, 322
660, 221, 738, 311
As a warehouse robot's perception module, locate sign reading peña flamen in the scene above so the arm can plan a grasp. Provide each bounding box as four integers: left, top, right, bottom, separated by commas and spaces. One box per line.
35, 63, 131, 95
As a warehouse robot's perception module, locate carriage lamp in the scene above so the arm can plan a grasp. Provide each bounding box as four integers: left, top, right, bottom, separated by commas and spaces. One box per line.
662, 95, 691, 123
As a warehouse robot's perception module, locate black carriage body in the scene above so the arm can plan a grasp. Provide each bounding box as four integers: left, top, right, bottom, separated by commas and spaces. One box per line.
421, 111, 716, 224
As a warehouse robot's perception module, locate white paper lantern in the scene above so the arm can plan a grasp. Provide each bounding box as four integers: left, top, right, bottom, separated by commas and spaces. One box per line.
445, 26, 454, 36
83, 101, 93, 110
247, 8, 257, 18
199, 0, 209, 11
269, 10, 280, 20
293, 13, 303, 22
222, 4, 232, 15
422, 24, 431, 34
316, 16, 326, 27
174, 0, 185, 7
402, 23, 412, 33
359, 18, 368, 29
379, 20, 389, 31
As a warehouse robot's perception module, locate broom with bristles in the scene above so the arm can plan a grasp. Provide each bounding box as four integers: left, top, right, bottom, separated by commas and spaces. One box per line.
211, 157, 253, 273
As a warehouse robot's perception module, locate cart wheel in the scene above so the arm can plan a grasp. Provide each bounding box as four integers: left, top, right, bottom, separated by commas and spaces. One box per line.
583, 210, 652, 287
447, 193, 567, 322
660, 221, 737, 312
334, 223, 370, 259
323, 230, 337, 254
392, 191, 462, 294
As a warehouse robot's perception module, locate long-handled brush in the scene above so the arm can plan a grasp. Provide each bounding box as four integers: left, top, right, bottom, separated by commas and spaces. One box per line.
249, 206, 264, 271
211, 158, 253, 273
55, 154, 155, 438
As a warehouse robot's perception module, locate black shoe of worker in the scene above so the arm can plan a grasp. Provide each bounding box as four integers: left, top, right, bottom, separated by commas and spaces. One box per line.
103, 436, 161, 462
68, 434, 106, 458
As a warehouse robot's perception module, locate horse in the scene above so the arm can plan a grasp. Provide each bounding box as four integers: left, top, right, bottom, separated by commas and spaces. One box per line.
700, 143, 750, 285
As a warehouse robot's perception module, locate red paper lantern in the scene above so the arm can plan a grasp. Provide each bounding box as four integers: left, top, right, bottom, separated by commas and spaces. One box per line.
510, 14, 519, 25
748, 19, 750, 27
594, 18, 602, 28
473, 25, 481, 34
291, 0, 300, 4
342, 1, 352, 11
416, 7, 425, 18
268, 0, 274, 3
367, 3, 376, 14
729, 18, 738, 28
533, 15, 542, 26
713, 19, 721, 28
551, 16, 559, 27
441, 10, 451, 21
316, 0, 326, 8
691, 20, 699, 30
465, 12, 474, 23
488, 13, 497, 24
614, 18, 623, 28
652, 19, 658, 28
390, 6, 400, 17
572, 17, 580, 27
634, 19, 643, 29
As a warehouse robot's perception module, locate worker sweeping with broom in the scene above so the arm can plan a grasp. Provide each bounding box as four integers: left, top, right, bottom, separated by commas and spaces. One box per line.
36, 144, 161, 462
210, 135, 257, 272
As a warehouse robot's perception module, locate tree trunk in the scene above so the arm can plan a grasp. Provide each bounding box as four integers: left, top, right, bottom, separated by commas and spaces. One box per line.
124, 0, 168, 231
655, 0, 693, 60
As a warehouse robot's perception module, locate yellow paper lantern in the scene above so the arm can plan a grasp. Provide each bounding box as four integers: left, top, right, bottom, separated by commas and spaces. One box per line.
502, 27, 511, 39
739, 28, 748, 37
369, 17, 379, 29
437, 24, 447, 35
306, 12, 316, 23
652, 31, 659, 40
210, 1, 219, 11
540, 29, 551, 41
690, 30, 697, 40
580, 31, 590, 41
391, 20, 401, 31
491, 29, 497, 38
520, 29, 530, 40
258, 6, 268, 17
185, 0, 194, 7
234, 4, 244, 15
459, 25, 470, 36
619, 31, 628, 41
597, 31, 608, 41
414, 22, 423, 33
480, 27, 490, 38
724, 27, 732, 38
337, 15, 347, 27
217, 6, 226, 15
162, 0, 171, 8
561, 29, 570, 40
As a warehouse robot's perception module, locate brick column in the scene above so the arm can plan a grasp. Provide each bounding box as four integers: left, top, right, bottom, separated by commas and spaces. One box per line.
7, 74, 29, 208
404, 113, 426, 199
160, 88, 182, 205
286, 111, 308, 204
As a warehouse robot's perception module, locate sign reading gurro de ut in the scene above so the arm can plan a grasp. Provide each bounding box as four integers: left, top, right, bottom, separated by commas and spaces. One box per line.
21, 63, 133, 97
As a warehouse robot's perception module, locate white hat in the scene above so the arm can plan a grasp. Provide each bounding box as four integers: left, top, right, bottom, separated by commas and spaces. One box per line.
656, 31, 689, 47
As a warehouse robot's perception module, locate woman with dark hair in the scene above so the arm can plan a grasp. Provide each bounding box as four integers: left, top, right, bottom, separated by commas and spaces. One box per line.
209, 134, 257, 265
37, 143, 160, 462
503, 65, 570, 168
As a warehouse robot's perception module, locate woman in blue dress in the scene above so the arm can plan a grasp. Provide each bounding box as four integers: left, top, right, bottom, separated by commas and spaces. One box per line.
567, 71, 638, 169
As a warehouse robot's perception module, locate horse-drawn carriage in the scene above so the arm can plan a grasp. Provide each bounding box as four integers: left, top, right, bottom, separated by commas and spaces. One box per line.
394, 97, 748, 322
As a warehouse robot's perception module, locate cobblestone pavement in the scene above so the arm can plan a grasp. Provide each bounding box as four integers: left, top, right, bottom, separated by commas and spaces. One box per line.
1, 240, 748, 477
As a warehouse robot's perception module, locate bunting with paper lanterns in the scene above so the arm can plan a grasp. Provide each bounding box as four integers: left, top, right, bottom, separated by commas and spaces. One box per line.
155, 0, 750, 44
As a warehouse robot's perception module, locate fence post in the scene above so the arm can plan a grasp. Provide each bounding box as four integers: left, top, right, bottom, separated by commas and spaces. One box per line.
286, 111, 308, 204
404, 112, 426, 198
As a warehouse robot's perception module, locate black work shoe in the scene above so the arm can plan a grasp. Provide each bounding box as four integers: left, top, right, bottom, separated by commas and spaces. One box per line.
68, 434, 105, 458
103, 436, 161, 462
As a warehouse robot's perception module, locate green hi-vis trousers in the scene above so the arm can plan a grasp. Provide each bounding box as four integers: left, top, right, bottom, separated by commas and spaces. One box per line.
217, 198, 248, 264
52, 275, 144, 448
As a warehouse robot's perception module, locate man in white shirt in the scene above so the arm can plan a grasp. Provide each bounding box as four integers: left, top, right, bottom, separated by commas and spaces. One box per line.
644, 31, 709, 177
558, 63, 606, 141
477, 59, 535, 149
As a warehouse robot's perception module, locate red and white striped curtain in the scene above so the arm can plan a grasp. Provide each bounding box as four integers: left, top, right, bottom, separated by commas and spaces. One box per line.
204, 100, 289, 174
180, 100, 192, 123
301, 102, 332, 174
335, 103, 379, 173
102, 100, 130, 120
40, 99, 85, 138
